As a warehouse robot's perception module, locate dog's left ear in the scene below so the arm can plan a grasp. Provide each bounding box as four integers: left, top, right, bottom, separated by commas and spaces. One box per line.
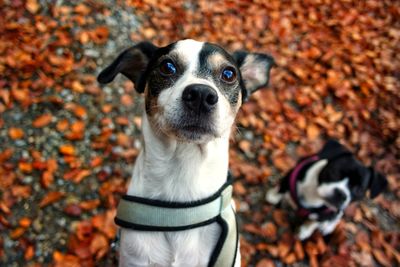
319, 139, 352, 160
368, 167, 388, 199
97, 41, 158, 93
232, 51, 274, 101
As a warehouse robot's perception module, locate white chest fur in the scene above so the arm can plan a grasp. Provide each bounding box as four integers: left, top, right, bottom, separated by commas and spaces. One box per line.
119, 114, 233, 267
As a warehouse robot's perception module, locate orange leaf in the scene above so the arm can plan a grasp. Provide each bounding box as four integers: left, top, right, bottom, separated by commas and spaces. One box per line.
24, 245, 34, 260
73, 169, 91, 183
90, 156, 103, 168
26, 0, 39, 14
294, 240, 305, 260
283, 252, 296, 265
8, 127, 24, 139
59, 144, 75, 156
70, 121, 85, 133
79, 199, 100, 211
71, 81, 85, 93
41, 171, 54, 188
256, 258, 275, 267
75, 220, 93, 242
90, 233, 109, 260
32, 114, 53, 128
39, 191, 65, 208
260, 222, 277, 240
372, 249, 391, 267
10, 227, 26, 239
92, 210, 117, 239
19, 217, 32, 228
56, 119, 70, 132
278, 241, 291, 259
19, 162, 33, 173
306, 124, 320, 139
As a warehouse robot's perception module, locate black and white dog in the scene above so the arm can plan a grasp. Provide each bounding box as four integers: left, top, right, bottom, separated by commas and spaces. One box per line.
98, 39, 274, 266
266, 140, 387, 240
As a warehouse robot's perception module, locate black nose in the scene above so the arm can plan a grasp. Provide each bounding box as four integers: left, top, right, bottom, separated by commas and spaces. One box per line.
182, 84, 218, 113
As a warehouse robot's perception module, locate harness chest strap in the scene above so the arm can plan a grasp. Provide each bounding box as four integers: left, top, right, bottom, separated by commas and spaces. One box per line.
115, 181, 238, 267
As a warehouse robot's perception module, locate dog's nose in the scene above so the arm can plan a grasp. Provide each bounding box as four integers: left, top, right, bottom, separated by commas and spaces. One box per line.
182, 84, 218, 113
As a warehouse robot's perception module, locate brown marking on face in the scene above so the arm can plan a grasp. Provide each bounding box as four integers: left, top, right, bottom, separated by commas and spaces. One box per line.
208, 53, 227, 69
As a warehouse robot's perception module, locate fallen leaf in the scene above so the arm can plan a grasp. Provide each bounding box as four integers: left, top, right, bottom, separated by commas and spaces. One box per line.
8, 127, 24, 139
32, 114, 53, 128
59, 144, 75, 156
39, 191, 65, 208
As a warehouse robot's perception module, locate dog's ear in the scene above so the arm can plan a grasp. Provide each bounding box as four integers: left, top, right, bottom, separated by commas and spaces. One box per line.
368, 168, 387, 199
232, 51, 274, 101
319, 139, 352, 160
97, 41, 158, 93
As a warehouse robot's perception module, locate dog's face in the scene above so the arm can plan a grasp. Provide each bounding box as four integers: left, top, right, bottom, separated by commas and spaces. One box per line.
317, 140, 387, 211
97, 39, 274, 143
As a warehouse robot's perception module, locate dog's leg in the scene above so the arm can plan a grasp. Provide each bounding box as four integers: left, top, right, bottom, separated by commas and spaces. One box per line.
297, 220, 319, 240
265, 186, 283, 204
319, 212, 342, 236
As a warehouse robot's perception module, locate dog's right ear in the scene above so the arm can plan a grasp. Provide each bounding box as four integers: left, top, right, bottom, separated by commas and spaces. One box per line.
97, 42, 158, 93
368, 168, 388, 199
318, 139, 352, 160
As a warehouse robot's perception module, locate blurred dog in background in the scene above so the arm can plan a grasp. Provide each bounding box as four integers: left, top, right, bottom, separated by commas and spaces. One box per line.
266, 140, 387, 240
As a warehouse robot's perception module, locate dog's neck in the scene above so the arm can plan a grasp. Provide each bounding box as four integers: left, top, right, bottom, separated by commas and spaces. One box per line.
126, 113, 230, 202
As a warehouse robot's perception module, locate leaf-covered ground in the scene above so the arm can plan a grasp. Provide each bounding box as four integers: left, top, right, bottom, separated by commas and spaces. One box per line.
0, 1, 399, 266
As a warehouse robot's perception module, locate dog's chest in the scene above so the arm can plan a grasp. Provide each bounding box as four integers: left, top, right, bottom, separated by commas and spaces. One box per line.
119, 223, 221, 267
297, 160, 328, 208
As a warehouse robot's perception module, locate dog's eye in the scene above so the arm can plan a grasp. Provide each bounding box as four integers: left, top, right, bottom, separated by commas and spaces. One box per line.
160, 60, 177, 76
221, 67, 237, 83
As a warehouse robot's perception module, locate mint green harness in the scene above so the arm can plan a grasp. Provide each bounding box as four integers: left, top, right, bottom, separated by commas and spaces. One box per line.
115, 178, 238, 267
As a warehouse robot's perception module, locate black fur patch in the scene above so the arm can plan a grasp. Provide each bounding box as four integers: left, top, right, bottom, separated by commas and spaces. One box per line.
197, 43, 242, 106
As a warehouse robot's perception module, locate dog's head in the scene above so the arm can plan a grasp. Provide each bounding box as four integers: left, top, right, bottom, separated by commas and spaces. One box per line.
97, 39, 274, 143
317, 140, 387, 211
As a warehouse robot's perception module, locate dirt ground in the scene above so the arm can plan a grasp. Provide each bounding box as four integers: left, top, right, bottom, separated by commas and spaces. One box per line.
0, 1, 399, 266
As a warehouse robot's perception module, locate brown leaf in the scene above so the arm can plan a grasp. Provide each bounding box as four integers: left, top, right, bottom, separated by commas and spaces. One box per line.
372, 249, 391, 267
59, 144, 75, 156
19, 217, 32, 228
32, 114, 53, 128
64, 204, 82, 217
24, 245, 34, 261
92, 210, 117, 239
282, 252, 296, 265
39, 191, 65, 208
256, 258, 275, 267
79, 199, 100, 211
89, 233, 108, 260
260, 222, 277, 240
56, 119, 70, 132
26, 0, 39, 14
18, 162, 33, 173
294, 240, 305, 260
90, 156, 103, 168
71, 81, 85, 93
306, 124, 320, 139
41, 171, 54, 188
272, 210, 289, 227
10, 227, 26, 239
8, 127, 24, 139
278, 241, 291, 259
75, 220, 93, 242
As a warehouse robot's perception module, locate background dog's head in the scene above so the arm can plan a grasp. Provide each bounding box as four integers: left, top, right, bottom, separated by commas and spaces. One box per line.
97, 39, 274, 143
317, 140, 388, 211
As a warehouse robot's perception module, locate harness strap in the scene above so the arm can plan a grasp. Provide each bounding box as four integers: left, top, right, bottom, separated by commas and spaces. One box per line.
115, 184, 233, 230
289, 155, 320, 216
115, 177, 238, 267
211, 206, 238, 267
